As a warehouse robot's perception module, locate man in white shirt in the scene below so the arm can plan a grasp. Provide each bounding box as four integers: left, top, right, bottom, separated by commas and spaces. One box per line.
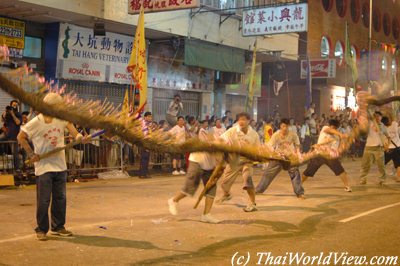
359, 111, 387, 185
300, 118, 311, 152
302, 119, 352, 192
216, 112, 261, 212
212, 118, 226, 138
255, 118, 305, 199
169, 116, 187, 175
17, 93, 89, 241
167, 120, 220, 224
381, 116, 400, 182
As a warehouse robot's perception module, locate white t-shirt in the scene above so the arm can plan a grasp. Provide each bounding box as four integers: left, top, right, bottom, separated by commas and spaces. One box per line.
309, 118, 317, 134
387, 121, 400, 149
169, 125, 186, 144
318, 126, 339, 149
212, 126, 226, 138
189, 127, 216, 170
21, 114, 69, 176
365, 122, 386, 147
166, 101, 183, 117
220, 125, 260, 164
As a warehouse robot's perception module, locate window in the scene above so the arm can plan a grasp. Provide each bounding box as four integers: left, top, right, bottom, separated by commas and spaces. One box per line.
383, 13, 391, 36
362, 2, 369, 28
336, 0, 347, 18
393, 18, 400, 40
392, 58, 397, 74
321, 36, 331, 58
23, 36, 42, 58
335, 41, 344, 65
382, 56, 388, 75
350, 0, 360, 23
373, 8, 381, 32
322, 0, 333, 12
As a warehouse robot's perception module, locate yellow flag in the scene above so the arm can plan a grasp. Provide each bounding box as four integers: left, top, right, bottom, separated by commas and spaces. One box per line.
246, 40, 257, 112
127, 6, 147, 114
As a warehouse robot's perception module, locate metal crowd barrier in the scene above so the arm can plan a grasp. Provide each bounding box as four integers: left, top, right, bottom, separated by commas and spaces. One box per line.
0, 140, 19, 174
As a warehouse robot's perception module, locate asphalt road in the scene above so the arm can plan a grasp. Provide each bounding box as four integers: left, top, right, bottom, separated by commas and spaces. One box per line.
0, 158, 399, 266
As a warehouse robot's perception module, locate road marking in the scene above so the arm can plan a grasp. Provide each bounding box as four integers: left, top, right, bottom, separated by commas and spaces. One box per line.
339, 202, 400, 223
0, 221, 113, 244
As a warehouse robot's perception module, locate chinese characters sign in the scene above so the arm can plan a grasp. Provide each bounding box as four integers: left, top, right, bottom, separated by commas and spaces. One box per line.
242, 3, 308, 36
128, 0, 199, 14
300, 59, 336, 79
0, 17, 25, 58
57, 23, 133, 83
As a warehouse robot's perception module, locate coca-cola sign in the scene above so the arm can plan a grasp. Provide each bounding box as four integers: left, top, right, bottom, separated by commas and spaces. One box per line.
300, 59, 336, 79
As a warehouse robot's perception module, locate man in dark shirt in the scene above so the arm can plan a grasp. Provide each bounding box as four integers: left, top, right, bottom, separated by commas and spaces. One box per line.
1, 100, 22, 171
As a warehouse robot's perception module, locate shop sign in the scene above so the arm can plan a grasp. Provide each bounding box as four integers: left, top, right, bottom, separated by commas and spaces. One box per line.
128, 0, 199, 14
300, 59, 336, 79
0, 17, 25, 58
57, 23, 133, 83
242, 3, 308, 36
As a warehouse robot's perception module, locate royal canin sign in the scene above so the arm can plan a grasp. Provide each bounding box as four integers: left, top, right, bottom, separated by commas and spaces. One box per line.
300, 59, 336, 79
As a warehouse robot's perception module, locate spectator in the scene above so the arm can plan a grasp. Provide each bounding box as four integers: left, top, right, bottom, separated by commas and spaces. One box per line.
21, 111, 30, 125
222, 110, 233, 127
288, 118, 297, 134
305, 102, 316, 118
212, 118, 226, 138
136, 112, 154, 179
309, 113, 318, 145
166, 94, 183, 126
169, 116, 186, 175
264, 119, 274, 143
1, 100, 22, 171
300, 118, 312, 152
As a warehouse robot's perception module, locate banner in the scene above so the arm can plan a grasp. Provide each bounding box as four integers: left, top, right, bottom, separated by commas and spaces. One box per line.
300, 59, 336, 79
128, 0, 199, 14
127, 7, 147, 113
242, 3, 308, 36
246, 41, 257, 112
57, 23, 133, 83
0, 17, 25, 58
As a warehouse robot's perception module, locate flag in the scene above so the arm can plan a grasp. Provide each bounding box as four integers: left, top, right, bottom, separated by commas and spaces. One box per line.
345, 22, 358, 89
245, 40, 257, 113
127, 6, 147, 114
305, 57, 312, 109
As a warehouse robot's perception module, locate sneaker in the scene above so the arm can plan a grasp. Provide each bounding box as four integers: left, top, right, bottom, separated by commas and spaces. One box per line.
344, 186, 352, 192
297, 194, 306, 200
51, 228, 73, 237
200, 214, 220, 224
36, 231, 47, 241
243, 203, 257, 212
179, 170, 186, 175
216, 194, 232, 204
168, 198, 178, 215
359, 180, 367, 185
172, 170, 180, 176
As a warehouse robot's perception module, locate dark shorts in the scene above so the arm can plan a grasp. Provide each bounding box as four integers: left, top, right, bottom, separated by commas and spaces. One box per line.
181, 161, 216, 198
303, 156, 345, 177
385, 148, 400, 168
173, 153, 184, 160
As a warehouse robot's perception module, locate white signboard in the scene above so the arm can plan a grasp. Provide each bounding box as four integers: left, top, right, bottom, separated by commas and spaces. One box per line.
108, 65, 132, 84
242, 3, 308, 36
56, 23, 133, 83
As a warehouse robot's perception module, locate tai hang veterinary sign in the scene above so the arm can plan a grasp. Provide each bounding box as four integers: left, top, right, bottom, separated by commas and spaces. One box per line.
242, 3, 308, 36
56, 23, 134, 84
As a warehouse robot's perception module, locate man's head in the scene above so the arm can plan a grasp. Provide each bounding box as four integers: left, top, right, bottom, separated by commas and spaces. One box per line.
328, 119, 340, 129
237, 112, 251, 129
311, 113, 317, 119
225, 110, 231, 118
144, 111, 152, 122
311, 102, 316, 108
304, 118, 310, 125
10, 100, 19, 109
200, 120, 209, 129
177, 116, 185, 127
289, 118, 295, 125
279, 118, 290, 134
21, 111, 29, 124
215, 118, 222, 128
174, 94, 181, 103
374, 111, 383, 123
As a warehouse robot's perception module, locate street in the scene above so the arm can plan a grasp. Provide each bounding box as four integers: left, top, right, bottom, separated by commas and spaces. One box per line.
0, 158, 400, 266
